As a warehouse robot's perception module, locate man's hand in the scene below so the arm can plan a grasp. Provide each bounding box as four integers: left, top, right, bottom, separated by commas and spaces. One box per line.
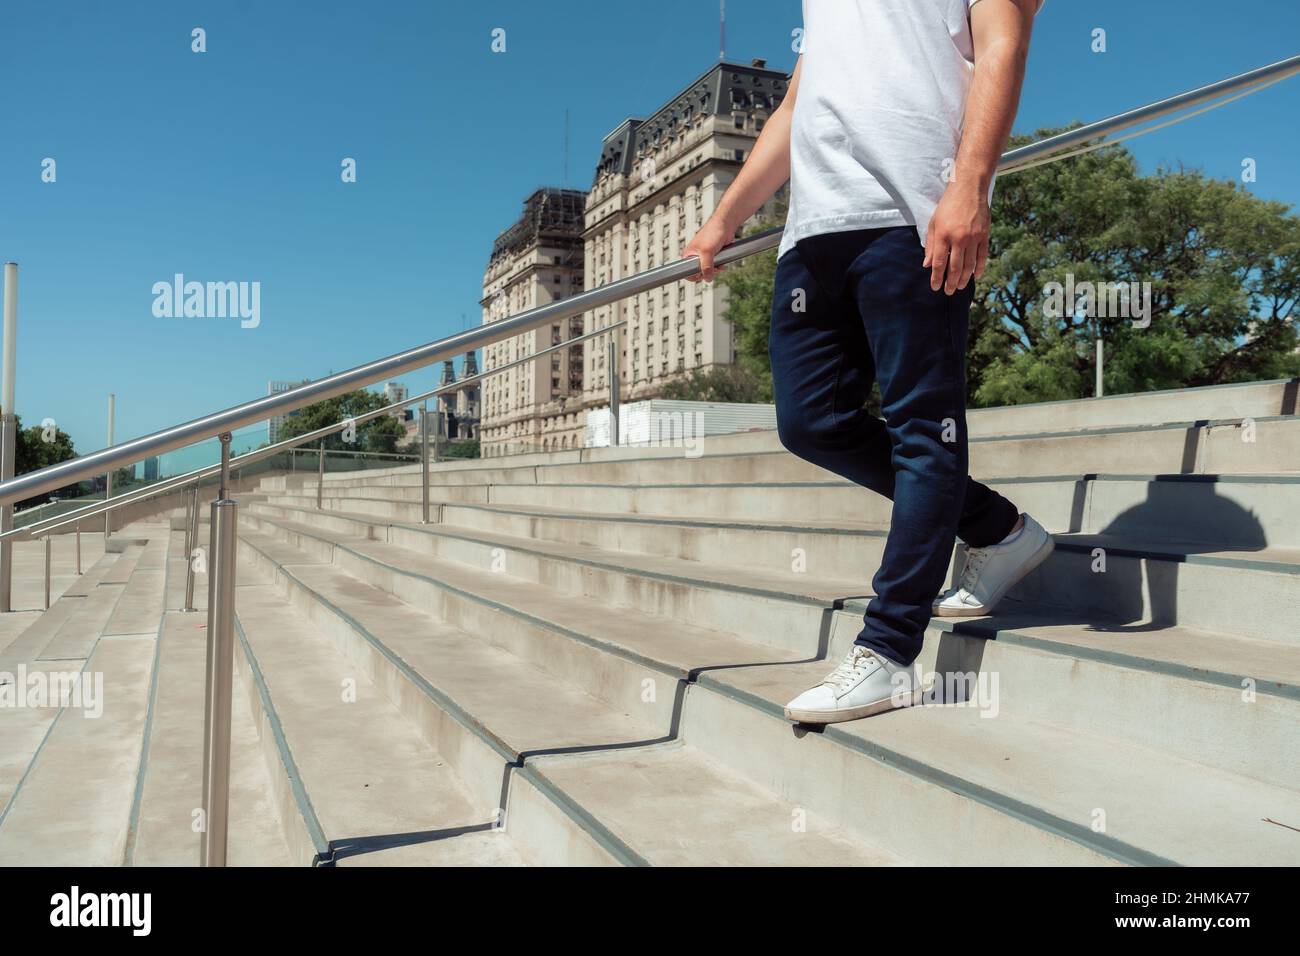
924, 181, 991, 295
683, 216, 735, 282
926, 0, 1038, 295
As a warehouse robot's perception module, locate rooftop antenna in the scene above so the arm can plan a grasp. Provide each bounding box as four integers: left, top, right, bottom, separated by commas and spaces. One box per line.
563, 108, 570, 185
719, 0, 726, 61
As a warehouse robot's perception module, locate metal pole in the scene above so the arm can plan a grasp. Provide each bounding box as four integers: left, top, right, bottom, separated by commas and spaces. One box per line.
75, 523, 81, 575
104, 393, 115, 539
43, 533, 50, 610
316, 442, 324, 509
183, 485, 199, 613
607, 338, 620, 447
999, 54, 1300, 174
200, 432, 237, 867
182, 484, 194, 562
419, 406, 430, 524
1095, 338, 1105, 398
0, 262, 17, 612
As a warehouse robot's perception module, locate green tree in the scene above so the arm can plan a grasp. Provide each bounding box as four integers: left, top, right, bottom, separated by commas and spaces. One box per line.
718, 201, 787, 392
110, 466, 138, 493
972, 130, 1300, 405
441, 439, 480, 460
12, 415, 81, 507
658, 364, 773, 403
276, 390, 408, 454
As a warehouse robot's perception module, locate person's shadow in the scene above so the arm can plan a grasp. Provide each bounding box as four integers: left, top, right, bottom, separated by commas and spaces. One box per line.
930, 461, 1270, 698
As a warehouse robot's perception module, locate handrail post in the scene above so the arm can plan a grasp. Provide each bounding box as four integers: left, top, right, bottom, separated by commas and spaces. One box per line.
419, 406, 430, 524
1, 262, 17, 612
104, 393, 114, 540
0, 416, 14, 612
607, 338, 620, 447
182, 485, 194, 564
43, 533, 51, 610
200, 432, 237, 867
316, 442, 324, 509
183, 485, 199, 613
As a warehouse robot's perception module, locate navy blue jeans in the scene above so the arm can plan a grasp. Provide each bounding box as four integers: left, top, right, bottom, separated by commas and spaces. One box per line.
770, 226, 1020, 665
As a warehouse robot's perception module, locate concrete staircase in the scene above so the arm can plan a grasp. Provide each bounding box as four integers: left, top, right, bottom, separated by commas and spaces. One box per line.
1, 377, 1297, 865
0, 524, 294, 866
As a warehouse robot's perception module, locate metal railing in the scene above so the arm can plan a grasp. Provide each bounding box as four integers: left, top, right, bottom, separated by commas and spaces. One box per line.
1, 52, 1296, 865
5, 316, 631, 610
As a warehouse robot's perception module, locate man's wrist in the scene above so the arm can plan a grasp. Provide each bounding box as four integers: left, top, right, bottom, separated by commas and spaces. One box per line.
710, 204, 743, 237
950, 168, 994, 195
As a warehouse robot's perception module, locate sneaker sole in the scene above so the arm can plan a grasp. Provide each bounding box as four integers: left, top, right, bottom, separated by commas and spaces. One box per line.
931, 532, 1056, 618
784, 687, 924, 725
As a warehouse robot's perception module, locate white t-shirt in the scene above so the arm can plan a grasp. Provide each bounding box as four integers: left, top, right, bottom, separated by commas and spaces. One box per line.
780, 0, 1043, 257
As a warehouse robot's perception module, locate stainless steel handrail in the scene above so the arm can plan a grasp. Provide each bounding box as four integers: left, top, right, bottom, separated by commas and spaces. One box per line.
0, 231, 760, 506
6, 317, 626, 542
999, 53, 1300, 173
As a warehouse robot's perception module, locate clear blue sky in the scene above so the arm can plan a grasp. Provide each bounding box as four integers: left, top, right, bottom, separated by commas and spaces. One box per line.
2, 0, 1298, 473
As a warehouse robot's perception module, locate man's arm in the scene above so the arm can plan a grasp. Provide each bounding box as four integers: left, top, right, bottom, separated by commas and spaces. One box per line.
683, 58, 802, 281
925, 0, 1039, 294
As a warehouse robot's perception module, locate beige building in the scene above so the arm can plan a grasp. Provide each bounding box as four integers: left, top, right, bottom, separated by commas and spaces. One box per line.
479, 60, 789, 457
582, 59, 789, 407
480, 188, 588, 457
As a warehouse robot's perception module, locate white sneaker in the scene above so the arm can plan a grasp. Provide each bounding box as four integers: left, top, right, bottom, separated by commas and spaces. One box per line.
933, 513, 1054, 617
783, 645, 923, 724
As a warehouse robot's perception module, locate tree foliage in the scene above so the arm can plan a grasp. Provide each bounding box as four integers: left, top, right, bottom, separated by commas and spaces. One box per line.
658, 364, 773, 404
13, 416, 82, 506
276, 390, 408, 453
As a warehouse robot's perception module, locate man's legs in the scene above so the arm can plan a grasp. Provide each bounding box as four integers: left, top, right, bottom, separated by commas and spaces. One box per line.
770, 228, 1019, 666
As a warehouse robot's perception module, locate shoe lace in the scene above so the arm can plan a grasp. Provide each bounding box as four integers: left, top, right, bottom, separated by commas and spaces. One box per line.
825, 647, 875, 693
958, 546, 991, 590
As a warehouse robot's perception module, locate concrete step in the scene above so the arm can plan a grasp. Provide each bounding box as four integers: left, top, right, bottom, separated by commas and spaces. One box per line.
902, 612, 1300, 792
248, 498, 1298, 646
260, 378, 1296, 488
232, 582, 527, 866
962, 376, 1298, 436
127, 608, 296, 866
244, 503, 1300, 788
688, 664, 1300, 865
231, 528, 1034, 863
0, 629, 156, 864
262, 471, 1300, 551
100, 538, 168, 640
34, 583, 126, 662
0, 523, 217, 866
0, 555, 117, 669
1, 531, 111, 614
523, 742, 899, 866
1016, 534, 1299, 643
291, 416, 1300, 494
235, 528, 892, 865
235, 515, 1300, 864
125, 519, 296, 866
246, 502, 863, 656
